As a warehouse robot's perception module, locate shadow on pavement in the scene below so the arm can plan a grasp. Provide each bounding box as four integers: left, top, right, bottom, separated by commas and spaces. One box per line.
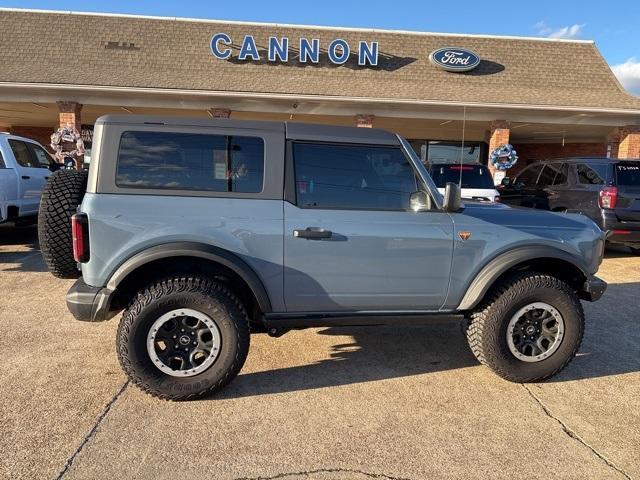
219, 321, 477, 399
0, 224, 46, 272
216, 281, 640, 399
604, 245, 638, 259
549, 280, 640, 383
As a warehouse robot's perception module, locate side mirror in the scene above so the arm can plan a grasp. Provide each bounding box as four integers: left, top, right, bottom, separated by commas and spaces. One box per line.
443, 182, 462, 212
409, 191, 432, 211
501, 177, 512, 187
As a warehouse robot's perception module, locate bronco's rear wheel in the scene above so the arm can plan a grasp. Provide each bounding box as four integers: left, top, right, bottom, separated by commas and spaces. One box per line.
465, 272, 584, 382
117, 276, 250, 400
38, 169, 88, 278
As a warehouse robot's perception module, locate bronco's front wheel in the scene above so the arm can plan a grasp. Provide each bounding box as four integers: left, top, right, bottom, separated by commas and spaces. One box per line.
117, 276, 250, 400
465, 272, 584, 382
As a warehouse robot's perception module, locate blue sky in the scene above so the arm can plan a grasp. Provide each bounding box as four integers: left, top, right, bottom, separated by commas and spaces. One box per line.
3, 0, 640, 94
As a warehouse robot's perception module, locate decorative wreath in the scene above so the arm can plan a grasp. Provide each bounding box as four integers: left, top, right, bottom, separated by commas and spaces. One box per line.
490, 143, 518, 171
50, 124, 85, 162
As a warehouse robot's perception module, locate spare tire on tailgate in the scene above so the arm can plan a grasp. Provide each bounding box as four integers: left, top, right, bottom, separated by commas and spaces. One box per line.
38, 170, 88, 278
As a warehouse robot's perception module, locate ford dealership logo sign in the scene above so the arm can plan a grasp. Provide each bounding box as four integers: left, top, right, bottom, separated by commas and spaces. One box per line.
429, 47, 481, 72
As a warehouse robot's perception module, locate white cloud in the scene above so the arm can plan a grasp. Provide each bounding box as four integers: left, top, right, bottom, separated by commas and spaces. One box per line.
535, 21, 585, 39
611, 57, 640, 96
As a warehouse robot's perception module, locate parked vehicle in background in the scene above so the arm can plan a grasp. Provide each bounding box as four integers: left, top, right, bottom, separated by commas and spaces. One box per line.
38, 116, 606, 400
429, 163, 500, 202
499, 158, 640, 254
0, 133, 57, 224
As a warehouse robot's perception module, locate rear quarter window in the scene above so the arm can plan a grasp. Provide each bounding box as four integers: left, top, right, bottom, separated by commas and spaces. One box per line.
615, 162, 640, 186
116, 131, 264, 193
576, 163, 607, 185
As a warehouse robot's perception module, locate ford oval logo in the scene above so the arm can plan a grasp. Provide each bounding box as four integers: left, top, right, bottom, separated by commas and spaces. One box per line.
429, 47, 481, 72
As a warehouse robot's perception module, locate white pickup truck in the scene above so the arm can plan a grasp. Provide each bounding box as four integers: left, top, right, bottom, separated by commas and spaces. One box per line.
0, 133, 57, 224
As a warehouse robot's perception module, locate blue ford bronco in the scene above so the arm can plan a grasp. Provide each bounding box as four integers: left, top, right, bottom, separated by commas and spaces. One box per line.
38, 115, 607, 400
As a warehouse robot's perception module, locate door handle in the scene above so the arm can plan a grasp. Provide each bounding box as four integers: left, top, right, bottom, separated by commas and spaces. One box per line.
44, 176, 50, 180
293, 227, 332, 239
21, 175, 30, 180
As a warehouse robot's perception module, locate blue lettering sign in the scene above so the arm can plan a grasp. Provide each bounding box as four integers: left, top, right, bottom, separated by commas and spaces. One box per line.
238, 35, 260, 61
268, 36, 289, 62
328, 38, 350, 64
210, 33, 380, 67
358, 41, 378, 66
210, 33, 232, 59
299, 38, 320, 63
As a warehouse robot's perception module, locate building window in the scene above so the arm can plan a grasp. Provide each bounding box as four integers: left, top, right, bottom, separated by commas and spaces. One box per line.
292, 142, 417, 210
409, 140, 487, 166
116, 131, 264, 192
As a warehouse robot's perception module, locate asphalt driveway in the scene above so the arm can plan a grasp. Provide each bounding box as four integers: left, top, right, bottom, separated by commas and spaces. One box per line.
1, 224, 638, 480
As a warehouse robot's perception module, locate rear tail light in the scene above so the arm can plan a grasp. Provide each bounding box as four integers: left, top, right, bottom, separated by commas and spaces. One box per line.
71, 213, 90, 263
598, 186, 618, 209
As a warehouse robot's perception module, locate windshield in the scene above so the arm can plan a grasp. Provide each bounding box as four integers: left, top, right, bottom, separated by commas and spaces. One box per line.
429, 164, 495, 189
616, 162, 640, 186
397, 135, 443, 205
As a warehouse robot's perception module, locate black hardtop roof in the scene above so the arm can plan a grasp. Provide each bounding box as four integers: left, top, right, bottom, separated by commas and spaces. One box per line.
95, 115, 400, 145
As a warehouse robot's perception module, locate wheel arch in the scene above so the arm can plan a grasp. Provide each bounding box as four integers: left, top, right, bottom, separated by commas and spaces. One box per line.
106, 242, 272, 316
457, 246, 590, 311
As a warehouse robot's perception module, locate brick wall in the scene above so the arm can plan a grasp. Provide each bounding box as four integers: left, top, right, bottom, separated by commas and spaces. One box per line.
508, 142, 608, 175
487, 120, 510, 177
617, 127, 640, 159
8, 126, 55, 152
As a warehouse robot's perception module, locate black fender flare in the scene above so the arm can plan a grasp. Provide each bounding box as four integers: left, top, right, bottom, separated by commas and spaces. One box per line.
456, 245, 590, 311
105, 242, 272, 313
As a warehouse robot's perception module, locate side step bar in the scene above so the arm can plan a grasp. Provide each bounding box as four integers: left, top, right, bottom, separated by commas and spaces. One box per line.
262, 311, 464, 332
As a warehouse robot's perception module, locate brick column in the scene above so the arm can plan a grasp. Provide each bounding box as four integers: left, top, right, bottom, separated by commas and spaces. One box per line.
209, 108, 231, 118
616, 126, 640, 159
355, 114, 375, 128
56, 101, 83, 170
487, 120, 511, 179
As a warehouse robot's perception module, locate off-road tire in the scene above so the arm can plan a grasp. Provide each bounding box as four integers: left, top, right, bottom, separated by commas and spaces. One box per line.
38, 169, 88, 278
465, 272, 584, 382
117, 276, 250, 401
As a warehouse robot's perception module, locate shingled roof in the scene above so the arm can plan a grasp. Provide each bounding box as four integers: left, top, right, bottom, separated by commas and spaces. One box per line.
1, 8, 639, 112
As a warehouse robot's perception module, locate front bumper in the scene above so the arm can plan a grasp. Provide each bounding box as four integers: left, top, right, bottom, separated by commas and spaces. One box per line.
580, 275, 607, 302
66, 277, 117, 322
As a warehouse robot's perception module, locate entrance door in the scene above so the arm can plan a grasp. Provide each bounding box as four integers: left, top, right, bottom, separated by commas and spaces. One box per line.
283, 141, 454, 312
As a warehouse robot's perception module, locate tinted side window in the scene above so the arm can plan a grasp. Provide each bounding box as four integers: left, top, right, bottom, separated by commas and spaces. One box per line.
28, 144, 54, 168
0, 150, 5, 168
116, 131, 264, 193
293, 142, 417, 210
536, 165, 557, 187
515, 164, 543, 187
8, 140, 34, 168
577, 164, 606, 185
552, 163, 569, 185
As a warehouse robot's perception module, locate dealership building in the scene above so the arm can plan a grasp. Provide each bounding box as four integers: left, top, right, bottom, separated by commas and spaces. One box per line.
1, 8, 639, 176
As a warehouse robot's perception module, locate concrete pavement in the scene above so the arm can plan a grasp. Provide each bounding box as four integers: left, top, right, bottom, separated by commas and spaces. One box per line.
1, 224, 638, 480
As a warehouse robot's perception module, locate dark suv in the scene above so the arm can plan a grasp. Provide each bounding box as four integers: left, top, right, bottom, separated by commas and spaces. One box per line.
499, 158, 640, 253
